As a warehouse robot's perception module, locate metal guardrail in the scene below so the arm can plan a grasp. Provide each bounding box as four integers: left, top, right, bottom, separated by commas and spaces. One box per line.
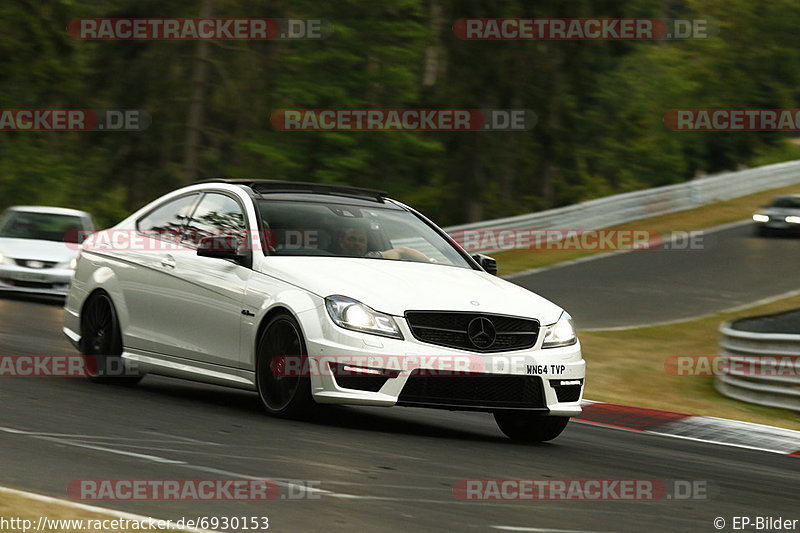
716, 323, 800, 412
443, 159, 800, 253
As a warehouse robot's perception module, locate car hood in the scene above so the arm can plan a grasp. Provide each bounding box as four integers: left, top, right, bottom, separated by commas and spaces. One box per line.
261, 256, 564, 324
0, 237, 78, 263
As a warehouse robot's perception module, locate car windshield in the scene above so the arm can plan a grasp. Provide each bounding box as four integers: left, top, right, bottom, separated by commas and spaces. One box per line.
0, 210, 86, 242
256, 199, 472, 268
771, 197, 800, 208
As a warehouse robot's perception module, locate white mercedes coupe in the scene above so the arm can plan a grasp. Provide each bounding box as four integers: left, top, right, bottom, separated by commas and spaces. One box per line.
63, 180, 585, 441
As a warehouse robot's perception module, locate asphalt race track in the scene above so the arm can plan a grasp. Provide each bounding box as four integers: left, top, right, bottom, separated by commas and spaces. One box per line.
512, 222, 800, 329
0, 221, 799, 533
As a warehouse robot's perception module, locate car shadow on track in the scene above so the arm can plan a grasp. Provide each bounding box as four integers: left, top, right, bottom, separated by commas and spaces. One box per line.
307, 405, 506, 443
125, 375, 522, 444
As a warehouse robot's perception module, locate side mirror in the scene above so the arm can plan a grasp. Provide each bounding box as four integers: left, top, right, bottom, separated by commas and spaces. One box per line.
198, 235, 248, 263
472, 253, 497, 276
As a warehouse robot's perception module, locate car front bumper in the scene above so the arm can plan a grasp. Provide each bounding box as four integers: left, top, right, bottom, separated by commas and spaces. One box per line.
755, 216, 800, 232
298, 306, 585, 416
0, 265, 73, 296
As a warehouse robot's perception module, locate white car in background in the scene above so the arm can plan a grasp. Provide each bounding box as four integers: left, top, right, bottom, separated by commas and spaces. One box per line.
63, 180, 585, 442
0, 206, 94, 296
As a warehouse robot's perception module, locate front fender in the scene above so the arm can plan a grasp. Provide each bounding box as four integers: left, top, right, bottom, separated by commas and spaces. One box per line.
240, 274, 322, 370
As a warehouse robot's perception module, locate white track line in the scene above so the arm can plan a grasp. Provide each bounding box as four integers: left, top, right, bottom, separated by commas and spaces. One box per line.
0, 427, 186, 465
645, 430, 799, 456
0, 486, 219, 533
140, 430, 221, 445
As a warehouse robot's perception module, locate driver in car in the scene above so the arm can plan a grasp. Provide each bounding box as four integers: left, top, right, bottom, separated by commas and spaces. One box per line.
337, 225, 431, 262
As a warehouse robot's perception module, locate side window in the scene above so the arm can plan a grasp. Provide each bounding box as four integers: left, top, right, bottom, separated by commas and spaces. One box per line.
137, 194, 199, 242
183, 193, 247, 246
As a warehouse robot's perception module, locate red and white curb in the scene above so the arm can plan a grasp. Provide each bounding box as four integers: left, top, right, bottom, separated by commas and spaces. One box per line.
576, 400, 800, 456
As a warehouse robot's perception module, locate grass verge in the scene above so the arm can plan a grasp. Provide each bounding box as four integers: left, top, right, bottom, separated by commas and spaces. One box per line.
494, 182, 800, 276
579, 293, 800, 431
0, 490, 189, 532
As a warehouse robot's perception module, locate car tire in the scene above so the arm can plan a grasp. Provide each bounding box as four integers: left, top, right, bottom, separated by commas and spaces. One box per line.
80, 292, 143, 385
255, 312, 316, 419
494, 412, 570, 442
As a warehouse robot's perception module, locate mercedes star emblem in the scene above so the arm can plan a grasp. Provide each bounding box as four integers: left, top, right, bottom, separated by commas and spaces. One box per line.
467, 317, 496, 349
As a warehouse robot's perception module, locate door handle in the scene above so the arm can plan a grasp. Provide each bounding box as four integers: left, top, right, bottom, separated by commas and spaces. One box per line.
161, 255, 176, 268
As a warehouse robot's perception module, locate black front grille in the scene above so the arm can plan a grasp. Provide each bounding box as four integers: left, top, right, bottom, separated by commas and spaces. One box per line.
398, 371, 545, 409
329, 363, 397, 393
13, 259, 57, 269
549, 379, 583, 403
554, 385, 582, 403
334, 375, 390, 392
0, 279, 56, 289
404, 312, 539, 352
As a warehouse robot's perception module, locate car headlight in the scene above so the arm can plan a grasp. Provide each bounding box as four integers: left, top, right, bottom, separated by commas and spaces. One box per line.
325, 295, 403, 340
752, 214, 769, 223
786, 216, 800, 224
0, 252, 4, 265
68, 257, 78, 270
542, 312, 577, 348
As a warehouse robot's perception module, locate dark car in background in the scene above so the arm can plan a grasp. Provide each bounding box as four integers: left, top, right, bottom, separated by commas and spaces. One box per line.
752, 194, 800, 236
